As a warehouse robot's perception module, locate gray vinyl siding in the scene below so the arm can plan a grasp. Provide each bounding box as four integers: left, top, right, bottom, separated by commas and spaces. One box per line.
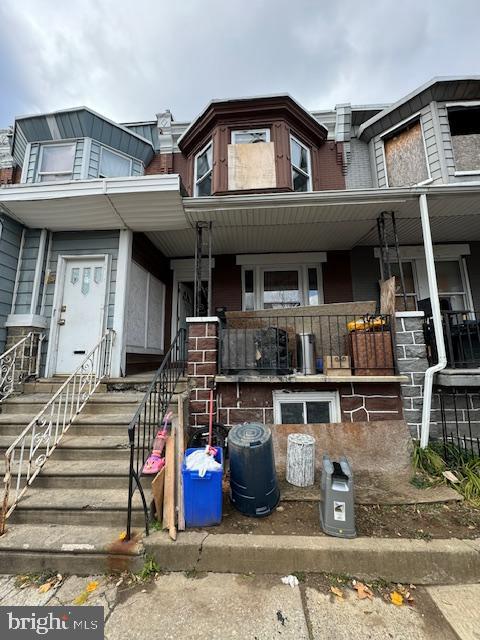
350, 246, 380, 305
345, 138, 373, 189
371, 104, 445, 187
25, 143, 40, 183
0, 215, 23, 351
14, 229, 41, 314
132, 159, 143, 176
43, 231, 120, 333
73, 139, 84, 179
88, 140, 101, 178
12, 124, 28, 167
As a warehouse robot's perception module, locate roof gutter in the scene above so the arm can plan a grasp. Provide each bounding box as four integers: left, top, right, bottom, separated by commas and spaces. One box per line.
419, 193, 447, 448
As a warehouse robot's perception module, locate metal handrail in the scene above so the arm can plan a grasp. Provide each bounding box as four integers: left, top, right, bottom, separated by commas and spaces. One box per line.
126, 328, 186, 540
0, 332, 44, 402
0, 329, 115, 534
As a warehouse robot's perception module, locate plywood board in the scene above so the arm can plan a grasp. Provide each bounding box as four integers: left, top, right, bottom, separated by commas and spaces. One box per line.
162, 429, 177, 541
151, 468, 165, 521
380, 276, 396, 316
228, 142, 276, 190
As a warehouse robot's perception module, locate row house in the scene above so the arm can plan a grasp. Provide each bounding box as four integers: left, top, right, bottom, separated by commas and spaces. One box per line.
1, 76, 480, 459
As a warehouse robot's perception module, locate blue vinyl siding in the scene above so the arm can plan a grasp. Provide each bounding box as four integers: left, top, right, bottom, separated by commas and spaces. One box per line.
14, 229, 41, 314
0, 215, 23, 351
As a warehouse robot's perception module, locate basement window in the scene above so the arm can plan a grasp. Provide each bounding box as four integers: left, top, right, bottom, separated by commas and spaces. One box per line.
194, 141, 213, 196
37, 143, 76, 182
273, 391, 340, 424
448, 106, 480, 173
383, 120, 430, 187
290, 135, 312, 192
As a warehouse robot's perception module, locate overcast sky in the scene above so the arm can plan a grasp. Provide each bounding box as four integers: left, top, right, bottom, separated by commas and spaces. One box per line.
1, 0, 479, 126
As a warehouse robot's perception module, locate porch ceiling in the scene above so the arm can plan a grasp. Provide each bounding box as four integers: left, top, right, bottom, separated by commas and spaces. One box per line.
0, 175, 187, 232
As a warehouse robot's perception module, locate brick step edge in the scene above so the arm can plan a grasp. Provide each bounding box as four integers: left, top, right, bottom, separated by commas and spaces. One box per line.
144, 531, 480, 586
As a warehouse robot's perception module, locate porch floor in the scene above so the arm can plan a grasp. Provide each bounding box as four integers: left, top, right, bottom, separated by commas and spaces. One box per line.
216, 374, 409, 384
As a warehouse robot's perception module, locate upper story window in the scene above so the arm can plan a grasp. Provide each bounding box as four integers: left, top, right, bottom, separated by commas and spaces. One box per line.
38, 143, 76, 182
231, 128, 270, 144
194, 142, 213, 196
447, 105, 480, 174
383, 119, 430, 187
99, 147, 132, 178
290, 135, 311, 192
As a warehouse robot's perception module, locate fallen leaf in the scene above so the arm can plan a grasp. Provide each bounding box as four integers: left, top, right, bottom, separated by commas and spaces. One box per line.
442, 470, 459, 484
330, 586, 344, 599
73, 592, 89, 605
38, 581, 54, 594
391, 591, 404, 606
118, 531, 127, 541
353, 582, 373, 600
86, 581, 99, 593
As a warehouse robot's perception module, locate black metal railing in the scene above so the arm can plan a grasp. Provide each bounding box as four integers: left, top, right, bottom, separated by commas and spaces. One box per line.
126, 328, 186, 540
425, 310, 480, 368
434, 387, 480, 458
219, 313, 396, 376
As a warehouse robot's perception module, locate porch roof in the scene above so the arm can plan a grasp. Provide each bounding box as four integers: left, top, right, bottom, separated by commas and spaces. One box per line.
0, 175, 188, 232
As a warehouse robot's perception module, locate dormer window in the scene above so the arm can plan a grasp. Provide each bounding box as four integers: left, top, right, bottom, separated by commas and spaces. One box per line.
194, 142, 213, 196
231, 129, 270, 144
38, 143, 75, 182
99, 147, 132, 178
290, 135, 311, 192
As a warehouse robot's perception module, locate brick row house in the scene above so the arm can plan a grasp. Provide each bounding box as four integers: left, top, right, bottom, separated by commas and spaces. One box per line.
2, 76, 480, 453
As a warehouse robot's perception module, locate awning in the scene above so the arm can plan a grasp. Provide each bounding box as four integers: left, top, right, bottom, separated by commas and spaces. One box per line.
0, 175, 187, 231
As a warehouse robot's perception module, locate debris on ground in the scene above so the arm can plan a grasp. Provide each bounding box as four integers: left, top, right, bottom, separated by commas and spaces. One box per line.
281, 575, 299, 588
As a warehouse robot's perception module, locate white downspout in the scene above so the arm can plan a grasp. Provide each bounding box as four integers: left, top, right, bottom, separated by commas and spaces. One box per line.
419, 193, 447, 448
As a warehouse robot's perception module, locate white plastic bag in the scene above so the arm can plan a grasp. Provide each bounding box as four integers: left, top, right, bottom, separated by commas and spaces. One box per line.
185, 447, 222, 478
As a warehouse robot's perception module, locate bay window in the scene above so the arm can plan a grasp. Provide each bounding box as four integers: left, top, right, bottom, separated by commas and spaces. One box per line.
37, 143, 76, 182
194, 141, 213, 196
231, 128, 270, 144
290, 135, 311, 192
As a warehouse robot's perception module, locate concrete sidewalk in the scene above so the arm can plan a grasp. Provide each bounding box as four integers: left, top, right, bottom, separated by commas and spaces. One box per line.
0, 572, 478, 639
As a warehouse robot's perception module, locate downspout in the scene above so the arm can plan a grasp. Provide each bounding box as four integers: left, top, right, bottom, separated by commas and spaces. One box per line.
419, 193, 447, 448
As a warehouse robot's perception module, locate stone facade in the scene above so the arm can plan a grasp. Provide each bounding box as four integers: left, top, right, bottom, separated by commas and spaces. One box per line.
395, 312, 429, 437
186, 318, 219, 427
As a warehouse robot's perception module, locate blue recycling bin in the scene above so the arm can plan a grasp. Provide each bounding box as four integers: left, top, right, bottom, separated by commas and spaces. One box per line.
182, 447, 223, 527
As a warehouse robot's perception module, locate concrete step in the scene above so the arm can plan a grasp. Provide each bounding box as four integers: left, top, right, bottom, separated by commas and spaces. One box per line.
0, 524, 144, 575
1, 393, 147, 416
0, 433, 131, 460
22, 380, 108, 394
9, 488, 147, 527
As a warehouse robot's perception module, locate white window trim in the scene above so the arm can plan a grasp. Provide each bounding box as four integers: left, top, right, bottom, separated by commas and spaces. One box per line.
241, 263, 324, 311
37, 141, 77, 182
273, 390, 341, 424
380, 114, 432, 188
98, 145, 133, 178
236, 252, 326, 266
194, 140, 213, 196
290, 134, 312, 192
231, 128, 270, 143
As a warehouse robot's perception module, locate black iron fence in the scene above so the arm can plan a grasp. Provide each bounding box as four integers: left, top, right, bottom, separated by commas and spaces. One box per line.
219, 313, 396, 376
126, 328, 186, 540
434, 387, 480, 458
425, 310, 480, 368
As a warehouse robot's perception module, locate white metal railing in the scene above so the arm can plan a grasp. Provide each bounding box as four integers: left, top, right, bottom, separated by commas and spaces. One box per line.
0, 330, 115, 533
0, 332, 44, 403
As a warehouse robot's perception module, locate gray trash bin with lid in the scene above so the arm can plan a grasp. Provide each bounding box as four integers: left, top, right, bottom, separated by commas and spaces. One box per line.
229, 423, 280, 517
319, 455, 355, 538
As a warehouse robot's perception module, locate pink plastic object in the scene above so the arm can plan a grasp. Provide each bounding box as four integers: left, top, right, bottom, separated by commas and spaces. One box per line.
142, 452, 165, 475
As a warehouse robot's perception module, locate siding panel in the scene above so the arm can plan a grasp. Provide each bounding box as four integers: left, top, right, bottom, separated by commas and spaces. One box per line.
0, 215, 23, 351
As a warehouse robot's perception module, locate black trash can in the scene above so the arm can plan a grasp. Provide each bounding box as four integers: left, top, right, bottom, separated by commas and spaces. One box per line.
228, 423, 280, 517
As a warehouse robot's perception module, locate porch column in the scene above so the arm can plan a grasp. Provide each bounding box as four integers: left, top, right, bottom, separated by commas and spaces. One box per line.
186, 317, 219, 428
111, 229, 132, 377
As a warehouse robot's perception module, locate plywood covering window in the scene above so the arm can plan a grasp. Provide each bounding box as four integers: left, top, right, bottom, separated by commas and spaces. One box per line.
383, 121, 429, 187
448, 107, 480, 173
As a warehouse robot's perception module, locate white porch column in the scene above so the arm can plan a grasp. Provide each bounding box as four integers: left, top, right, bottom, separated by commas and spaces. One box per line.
111, 229, 132, 377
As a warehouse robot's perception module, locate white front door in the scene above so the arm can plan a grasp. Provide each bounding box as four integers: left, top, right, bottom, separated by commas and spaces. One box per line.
54, 257, 108, 374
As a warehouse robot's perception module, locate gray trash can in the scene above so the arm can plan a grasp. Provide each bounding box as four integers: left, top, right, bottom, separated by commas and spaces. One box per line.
319, 455, 356, 538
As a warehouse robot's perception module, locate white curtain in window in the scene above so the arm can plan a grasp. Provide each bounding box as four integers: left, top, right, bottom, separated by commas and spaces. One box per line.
99, 148, 131, 177
40, 144, 75, 172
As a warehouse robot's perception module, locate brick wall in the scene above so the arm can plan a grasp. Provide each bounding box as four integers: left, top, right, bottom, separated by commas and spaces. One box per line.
0, 167, 13, 184
186, 318, 219, 427
217, 380, 403, 427
395, 312, 429, 437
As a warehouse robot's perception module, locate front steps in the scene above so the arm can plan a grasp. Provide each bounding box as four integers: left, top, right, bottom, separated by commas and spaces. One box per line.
0, 375, 187, 573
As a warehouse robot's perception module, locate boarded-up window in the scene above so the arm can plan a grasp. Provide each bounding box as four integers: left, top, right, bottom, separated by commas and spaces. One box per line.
448, 107, 480, 172
384, 121, 428, 187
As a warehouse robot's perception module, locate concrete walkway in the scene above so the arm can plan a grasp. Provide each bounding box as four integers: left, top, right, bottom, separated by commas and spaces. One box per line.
0, 572, 478, 639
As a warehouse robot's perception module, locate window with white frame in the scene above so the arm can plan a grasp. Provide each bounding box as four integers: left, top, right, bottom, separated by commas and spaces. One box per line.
194, 142, 213, 196
231, 128, 270, 144
99, 147, 132, 178
290, 135, 311, 192
242, 263, 323, 310
447, 105, 480, 173
37, 143, 76, 182
273, 391, 340, 424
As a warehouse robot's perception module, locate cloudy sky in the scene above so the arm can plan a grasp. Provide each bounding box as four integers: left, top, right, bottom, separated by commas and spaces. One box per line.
1, 0, 479, 126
